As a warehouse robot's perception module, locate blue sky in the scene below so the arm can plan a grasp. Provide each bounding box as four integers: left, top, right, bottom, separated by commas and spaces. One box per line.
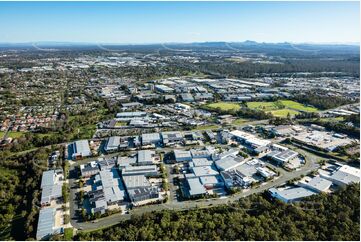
0, 1, 359, 43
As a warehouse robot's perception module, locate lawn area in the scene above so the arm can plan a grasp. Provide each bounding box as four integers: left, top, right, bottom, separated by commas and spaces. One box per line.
279, 100, 318, 112
64, 228, 73, 240
270, 109, 300, 117
206, 102, 241, 111
232, 118, 250, 125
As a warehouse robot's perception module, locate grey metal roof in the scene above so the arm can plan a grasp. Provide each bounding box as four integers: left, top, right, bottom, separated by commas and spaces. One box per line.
192, 165, 219, 177
304, 176, 332, 192
199, 175, 223, 185
105, 136, 121, 150
74, 139, 91, 157
41, 170, 56, 188
174, 150, 192, 159
122, 174, 150, 189
329, 170, 360, 185
137, 150, 155, 164
98, 168, 126, 203
116, 112, 147, 118
270, 187, 317, 202
215, 155, 243, 171
272, 150, 298, 162
187, 177, 207, 196
36, 207, 55, 240
141, 132, 161, 143
192, 158, 213, 167
121, 165, 158, 176
41, 184, 62, 204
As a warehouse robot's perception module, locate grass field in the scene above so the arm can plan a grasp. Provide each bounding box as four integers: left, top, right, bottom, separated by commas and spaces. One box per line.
279, 100, 318, 112
247, 100, 318, 117
270, 109, 300, 117
206, 102, 241, 111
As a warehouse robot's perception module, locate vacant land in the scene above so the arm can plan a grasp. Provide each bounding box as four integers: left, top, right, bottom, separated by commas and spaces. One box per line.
206, 102, 241, 111
232, 118, 250, 125
247, 100, 318, 117
270, 109, 300, 117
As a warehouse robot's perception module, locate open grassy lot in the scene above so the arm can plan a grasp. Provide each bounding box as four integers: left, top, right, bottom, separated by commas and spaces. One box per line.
279, 100, 318, 112
247, 101, 279, 111
206, 102, 241, 111
247, 100, 318, 117
270, 109, 300, 117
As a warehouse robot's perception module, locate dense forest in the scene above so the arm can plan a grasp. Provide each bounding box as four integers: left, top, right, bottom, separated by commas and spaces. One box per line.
0, 148, 49, 240
76, 183, 360, 241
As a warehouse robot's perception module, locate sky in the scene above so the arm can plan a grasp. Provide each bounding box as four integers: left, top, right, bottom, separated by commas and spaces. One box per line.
0, 1, 359, 44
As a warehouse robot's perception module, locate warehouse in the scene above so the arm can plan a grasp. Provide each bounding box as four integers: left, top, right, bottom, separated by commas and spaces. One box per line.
186, 177, 207, 198
71, 139, 91, 160
214, 155, 244, 171
137, 150, 156, 165
320, 165, 360, 188
121, 165, 158, 177
199, 175, 224, 189
116, 111, 147, 119
36, 208, 60, 240
161, 131, 184, 146
174, 150, 192, 162
298, 176, 333, 193
80, 161, 99, 178
40, 169, 63, 206
155, 84, 174, 93
269, 187, 317, 203
141, 132, 162, 146
105, 136, 121, 152
192, 165, 219, 177
267, 149, 298, 165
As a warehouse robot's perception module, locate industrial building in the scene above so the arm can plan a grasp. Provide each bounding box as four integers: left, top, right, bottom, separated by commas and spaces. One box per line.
267, 149, 299, 165
141, 132, 162, 146
320, 165, 360, 188
298, 176, 333, 193
89, 168, 126, 214
71, 139, 91, 160
80, 161, 99, 178
174, 149, 192, 162
137, 150, 156, 165
40, 169, 63, 206
36, 207, 61, 240
104, 136, 121, 152
269, 187, 317, 203
161, 131, 184, 146
186, 177, 207, 198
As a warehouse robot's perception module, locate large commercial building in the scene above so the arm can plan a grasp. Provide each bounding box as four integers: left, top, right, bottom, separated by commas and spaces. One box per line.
320, 165, 360, 188
36, 207, 61, 240
71, 139, 91, 160
269, 187, 317, 203
141, 132, 162, 146
40, 169, 63, 206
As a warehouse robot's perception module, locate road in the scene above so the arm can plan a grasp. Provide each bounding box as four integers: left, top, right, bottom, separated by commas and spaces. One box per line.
69, 146, 322, 231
